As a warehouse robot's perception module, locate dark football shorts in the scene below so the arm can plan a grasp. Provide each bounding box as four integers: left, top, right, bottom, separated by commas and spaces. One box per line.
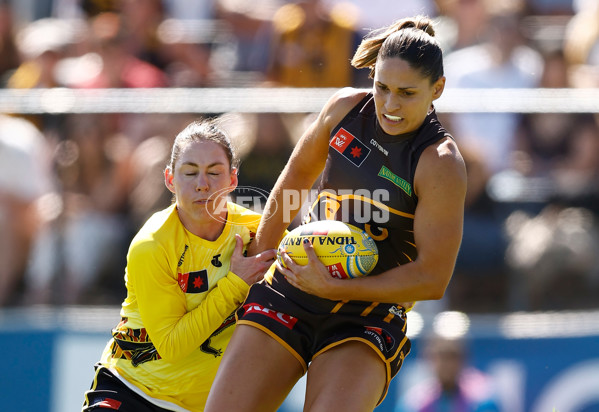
82, 365, 173, 412
236, 272, 411, 405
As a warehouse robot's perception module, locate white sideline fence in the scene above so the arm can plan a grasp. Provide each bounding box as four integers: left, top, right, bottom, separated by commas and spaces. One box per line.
0, 87, 598, 114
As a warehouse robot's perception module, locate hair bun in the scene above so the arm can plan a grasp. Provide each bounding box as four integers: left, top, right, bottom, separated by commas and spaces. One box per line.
399, 16, 436, 37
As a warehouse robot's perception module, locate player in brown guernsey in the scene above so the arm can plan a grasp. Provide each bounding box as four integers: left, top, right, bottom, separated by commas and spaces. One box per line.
206, 15, 467, 412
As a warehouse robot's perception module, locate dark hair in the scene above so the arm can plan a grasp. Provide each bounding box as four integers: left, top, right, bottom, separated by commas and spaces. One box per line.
351, 16, 444, 83
166, 118, 238, 173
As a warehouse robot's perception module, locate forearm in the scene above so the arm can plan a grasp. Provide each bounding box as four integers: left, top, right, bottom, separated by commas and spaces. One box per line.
253, 166, 320, 253
325, 261, 452, 303
145, 273, 249, 362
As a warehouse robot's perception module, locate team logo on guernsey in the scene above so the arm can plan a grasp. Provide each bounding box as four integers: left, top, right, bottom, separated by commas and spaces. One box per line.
178, 270, 209, 293
330, 128, 371, 167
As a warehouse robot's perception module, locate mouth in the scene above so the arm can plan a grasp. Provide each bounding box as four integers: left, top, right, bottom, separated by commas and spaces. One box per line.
383, 114, 403, 123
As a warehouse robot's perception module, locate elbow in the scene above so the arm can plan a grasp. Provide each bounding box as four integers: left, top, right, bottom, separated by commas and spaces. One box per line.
418, 268, 452, 301
428, 271, 452, 300
427, 287, 446, 301
154, 345, 180, 364
153, 336, 189, 364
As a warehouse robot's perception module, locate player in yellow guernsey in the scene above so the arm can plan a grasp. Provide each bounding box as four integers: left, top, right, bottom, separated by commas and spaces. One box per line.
82, 119, 276, 412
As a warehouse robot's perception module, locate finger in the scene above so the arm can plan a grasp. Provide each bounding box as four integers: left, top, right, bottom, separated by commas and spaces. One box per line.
280, 250, 299, 270
302, 238, 319, 263
233, 233, 244, 256
256, 248, 277, 262
276, 260, 288, 274
276, 260, 294, 280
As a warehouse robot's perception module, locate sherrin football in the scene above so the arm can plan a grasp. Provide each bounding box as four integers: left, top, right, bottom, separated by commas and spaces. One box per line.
277, 220, 379, 279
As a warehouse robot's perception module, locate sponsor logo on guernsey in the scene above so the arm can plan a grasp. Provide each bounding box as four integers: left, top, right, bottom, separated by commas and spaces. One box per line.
243, 302, 298, 329
378, 166, 412, 196
95, 398, 122, 410
211, 254, 223, 267
177, 244, 189, 267
370, 139, 389, 156
388, 305, 405, 317
364, 326, 396, 352
330, 128, 371, 167
178, 269, 209, 293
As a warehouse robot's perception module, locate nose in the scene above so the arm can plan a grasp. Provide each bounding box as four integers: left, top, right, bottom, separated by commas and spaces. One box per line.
196, 173, 209, 192
385, 94, 401, 112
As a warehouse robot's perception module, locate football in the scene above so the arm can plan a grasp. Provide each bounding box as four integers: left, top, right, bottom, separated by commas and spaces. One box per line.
277, 220, 379, 279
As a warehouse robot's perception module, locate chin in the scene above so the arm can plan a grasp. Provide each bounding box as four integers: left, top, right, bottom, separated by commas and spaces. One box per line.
382, 123, 407, 136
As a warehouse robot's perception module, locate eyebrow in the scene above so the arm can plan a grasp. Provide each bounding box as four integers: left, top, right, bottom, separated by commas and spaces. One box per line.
180, 161, 226, 168
376, 81, 417, 91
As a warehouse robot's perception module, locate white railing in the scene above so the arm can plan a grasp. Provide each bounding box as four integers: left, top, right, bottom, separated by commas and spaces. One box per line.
1, 87, 598, 114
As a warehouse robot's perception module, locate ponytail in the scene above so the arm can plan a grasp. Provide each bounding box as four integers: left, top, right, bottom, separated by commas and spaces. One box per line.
351, 16, 443, 82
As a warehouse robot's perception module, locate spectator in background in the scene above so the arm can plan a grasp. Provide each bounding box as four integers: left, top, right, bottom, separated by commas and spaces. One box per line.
154, 15, 215, 87
25, 114, 135, 305
563, 0, 599, 87
6, 17, 80, 139
117, 0, 168, 70
8, 18, 78, 89
0, 1, 21, 86
323, 0, 438, 36
501, 46, 599, 311
448, 143, 509, 313
439, 5, 543, 312
0, 115, 55, 306
225, 112, 296, 194
163, 0, 216, 20
72, 11, 168, 88
434, 0, 492, 53
265, 0, 359, 87
396, 334, 501, 412
214, 0, 279, 78
52, 0, 118, 19
443, 5, 544, 174
513, 49, 595, 180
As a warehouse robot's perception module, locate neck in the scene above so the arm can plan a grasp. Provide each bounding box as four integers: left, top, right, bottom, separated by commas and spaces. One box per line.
177, 206, 228, 241
193, 219, 227, 241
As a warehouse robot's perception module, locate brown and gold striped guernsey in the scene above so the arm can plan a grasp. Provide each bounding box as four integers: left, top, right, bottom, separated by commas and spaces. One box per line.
308, 91, 452, 275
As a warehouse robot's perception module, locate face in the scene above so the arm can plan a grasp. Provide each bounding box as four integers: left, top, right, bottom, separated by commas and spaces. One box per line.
165, 140, 238, 231
373, 57, 445, 135
428, 340, 464, 388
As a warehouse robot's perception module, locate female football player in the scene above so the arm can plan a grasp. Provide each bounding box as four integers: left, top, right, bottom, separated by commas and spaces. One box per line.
205, 15, 467, 412
82, 119, 276, 411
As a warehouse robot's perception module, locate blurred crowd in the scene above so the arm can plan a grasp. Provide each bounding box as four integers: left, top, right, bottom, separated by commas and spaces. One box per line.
1, 0, 599, 312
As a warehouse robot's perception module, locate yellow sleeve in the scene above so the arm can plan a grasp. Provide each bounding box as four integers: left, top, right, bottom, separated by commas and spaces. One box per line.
129, 240, 249, 363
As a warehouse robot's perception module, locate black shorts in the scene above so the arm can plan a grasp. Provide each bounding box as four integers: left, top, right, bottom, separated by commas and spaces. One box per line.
236, 272, 411, 405
82, 365, 174, 412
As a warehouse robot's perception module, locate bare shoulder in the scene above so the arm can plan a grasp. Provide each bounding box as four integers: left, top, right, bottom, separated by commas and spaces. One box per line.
415, 136, 467, 196
320, 87, 370, 130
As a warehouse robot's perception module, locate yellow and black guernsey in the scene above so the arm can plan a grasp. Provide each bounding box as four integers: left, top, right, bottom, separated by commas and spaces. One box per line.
96, 202, 261, 411
270, 92, 451, 311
